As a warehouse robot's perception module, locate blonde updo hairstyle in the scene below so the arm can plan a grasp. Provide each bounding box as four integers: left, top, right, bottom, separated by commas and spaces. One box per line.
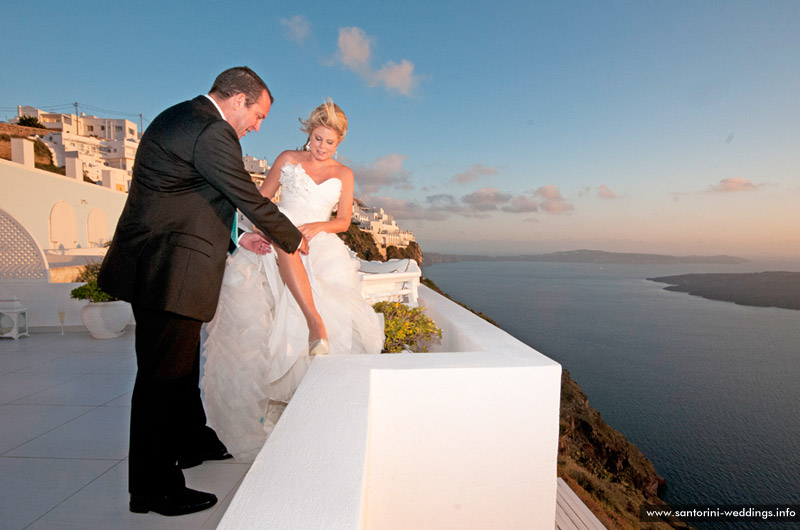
299, 99, 348, 142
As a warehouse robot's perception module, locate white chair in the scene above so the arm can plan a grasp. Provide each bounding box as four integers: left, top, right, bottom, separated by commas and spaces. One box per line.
358, 259, 421, 307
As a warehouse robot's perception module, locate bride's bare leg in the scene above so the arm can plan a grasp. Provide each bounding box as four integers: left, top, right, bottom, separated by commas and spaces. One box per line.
274, 248, 328, 342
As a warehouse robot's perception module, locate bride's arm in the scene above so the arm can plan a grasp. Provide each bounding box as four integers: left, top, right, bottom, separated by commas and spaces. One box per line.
297, 167, 354, 241
248, 151, 287, 241
259, 151, 293, 200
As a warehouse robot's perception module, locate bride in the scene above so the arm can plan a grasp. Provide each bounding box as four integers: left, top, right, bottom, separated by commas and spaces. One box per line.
200, 100, 384, 459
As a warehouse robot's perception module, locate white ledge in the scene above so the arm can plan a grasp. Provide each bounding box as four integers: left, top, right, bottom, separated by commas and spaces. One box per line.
217, 285, 562, 530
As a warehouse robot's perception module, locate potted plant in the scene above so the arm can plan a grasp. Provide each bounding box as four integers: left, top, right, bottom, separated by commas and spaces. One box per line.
70, 260, 132, 338
372, 301, 442, 353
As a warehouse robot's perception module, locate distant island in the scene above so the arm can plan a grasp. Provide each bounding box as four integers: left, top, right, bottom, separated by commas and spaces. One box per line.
425, 249, 748, 265
649, 271, 800, 310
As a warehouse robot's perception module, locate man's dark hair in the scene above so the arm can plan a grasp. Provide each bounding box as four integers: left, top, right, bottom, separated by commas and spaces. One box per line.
209, 66, 274, 106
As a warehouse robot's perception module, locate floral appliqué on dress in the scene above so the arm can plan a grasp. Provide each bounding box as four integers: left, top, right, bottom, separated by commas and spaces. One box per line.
279, 163, 313, 196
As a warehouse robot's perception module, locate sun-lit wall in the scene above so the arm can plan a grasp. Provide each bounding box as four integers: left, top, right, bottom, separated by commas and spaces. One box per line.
0, 158, 127, 252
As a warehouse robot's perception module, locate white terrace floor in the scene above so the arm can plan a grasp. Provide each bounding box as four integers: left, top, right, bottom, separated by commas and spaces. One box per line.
0, 331, 249, 530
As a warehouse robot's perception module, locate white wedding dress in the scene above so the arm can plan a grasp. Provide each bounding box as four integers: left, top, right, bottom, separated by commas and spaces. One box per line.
200, 162, 384, 460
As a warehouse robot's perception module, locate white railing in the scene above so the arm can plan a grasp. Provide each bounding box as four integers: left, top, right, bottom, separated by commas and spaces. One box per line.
358, 258, 421, 306
217, 285, 562, 530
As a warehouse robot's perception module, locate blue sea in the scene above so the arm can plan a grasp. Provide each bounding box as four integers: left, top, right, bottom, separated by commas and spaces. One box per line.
422, 259, 800, 530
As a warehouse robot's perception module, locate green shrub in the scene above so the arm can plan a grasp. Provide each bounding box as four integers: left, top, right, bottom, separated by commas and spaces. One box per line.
70, 281, 115, 303
17, 115, 46, 128
373, 301, 442, 353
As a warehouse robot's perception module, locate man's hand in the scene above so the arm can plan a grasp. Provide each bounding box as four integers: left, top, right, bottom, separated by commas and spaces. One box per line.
298, 236, 310, 255
239, 232, 272, 255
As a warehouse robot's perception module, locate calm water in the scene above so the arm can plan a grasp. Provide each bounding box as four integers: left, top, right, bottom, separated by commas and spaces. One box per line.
423, 260, 800, 529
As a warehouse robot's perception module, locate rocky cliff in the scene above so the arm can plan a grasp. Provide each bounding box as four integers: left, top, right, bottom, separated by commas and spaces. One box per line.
559, 369, 691, 529
338, 222, 383, 261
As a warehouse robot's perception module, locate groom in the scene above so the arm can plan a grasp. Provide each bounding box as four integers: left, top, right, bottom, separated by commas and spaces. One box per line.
99, 67, 306, 516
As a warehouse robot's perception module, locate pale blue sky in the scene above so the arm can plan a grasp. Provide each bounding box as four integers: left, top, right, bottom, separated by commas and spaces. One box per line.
2, 1, 799, 258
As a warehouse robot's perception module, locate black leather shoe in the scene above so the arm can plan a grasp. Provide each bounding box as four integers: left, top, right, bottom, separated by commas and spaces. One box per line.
177, 449, 233, 469
129, 487, 217, 516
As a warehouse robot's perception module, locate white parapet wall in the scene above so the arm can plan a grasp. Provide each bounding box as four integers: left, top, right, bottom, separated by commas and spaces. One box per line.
0, 157, 127, 253
0, 281, 89, 330
217, 285, 562, 530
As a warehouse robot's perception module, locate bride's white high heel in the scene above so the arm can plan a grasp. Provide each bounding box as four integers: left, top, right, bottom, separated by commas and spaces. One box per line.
309, 338, 330, 356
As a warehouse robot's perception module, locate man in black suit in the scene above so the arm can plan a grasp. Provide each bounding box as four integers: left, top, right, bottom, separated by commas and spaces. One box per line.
99, 67, 306, 516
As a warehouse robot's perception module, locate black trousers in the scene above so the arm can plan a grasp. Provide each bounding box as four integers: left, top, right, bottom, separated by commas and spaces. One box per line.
128, 305, 222, 495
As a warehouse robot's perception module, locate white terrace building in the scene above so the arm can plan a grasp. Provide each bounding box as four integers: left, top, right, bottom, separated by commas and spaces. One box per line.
353, 204, 415, 251
15, 106, 138, 190
243, 155, 269, 188
243, 154, 268, 175
15, 105, 139, 141
40, 131, 133, 190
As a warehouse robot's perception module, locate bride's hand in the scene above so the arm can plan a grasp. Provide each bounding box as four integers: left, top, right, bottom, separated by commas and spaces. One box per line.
297, 223, 323, 242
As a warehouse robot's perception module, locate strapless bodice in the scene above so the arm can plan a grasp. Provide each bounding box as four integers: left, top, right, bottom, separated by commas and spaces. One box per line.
278, 163, 342, 226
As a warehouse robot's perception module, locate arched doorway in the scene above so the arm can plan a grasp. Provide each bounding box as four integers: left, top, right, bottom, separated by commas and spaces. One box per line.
49, 201, 79, 250
87, 207, 109, 247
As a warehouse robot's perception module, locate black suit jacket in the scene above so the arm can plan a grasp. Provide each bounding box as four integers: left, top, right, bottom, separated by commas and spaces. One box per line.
99, 96, 301, 321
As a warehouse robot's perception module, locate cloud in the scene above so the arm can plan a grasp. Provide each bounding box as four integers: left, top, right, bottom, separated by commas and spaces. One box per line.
597, 184, 617, 199
534, 185, 574, 214
452, 164, 499, 184
280, 15, 310, 44
336, 26, 372, 73
369, 191, 494, 221
579, 184, 617, 199
426, 194, 460, 209
706, 177, 760, 193
420, 194, 469, 216
333, 26, 422, 96
502, 195, 540, 213
423, 193, 493, 217
372, 60, 419, 96
461, 187, 512, 211
350, 154, 412, 194
364, 184, 572, 223
367, 196, 448, 221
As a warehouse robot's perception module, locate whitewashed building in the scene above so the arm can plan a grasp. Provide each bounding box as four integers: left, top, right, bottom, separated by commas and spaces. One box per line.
14, 106, 138, 190
15, 105, 138, 141
243, 155, 269, 188
352, 204, 416, 250
243, 154, 268, 174
40, 131, 131, 189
